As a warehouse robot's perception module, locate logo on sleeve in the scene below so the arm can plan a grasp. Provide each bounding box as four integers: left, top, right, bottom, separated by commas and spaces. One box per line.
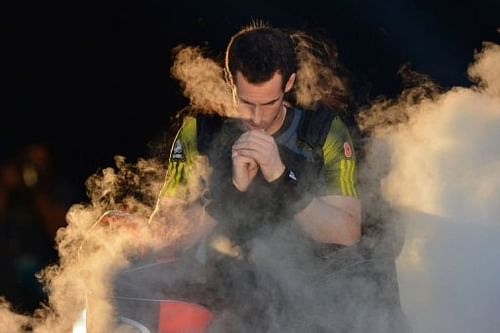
343, 142, 353, 158
171, 140, 185, 161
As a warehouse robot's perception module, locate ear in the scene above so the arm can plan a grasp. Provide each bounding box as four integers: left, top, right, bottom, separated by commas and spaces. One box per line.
284, 73, 296, 93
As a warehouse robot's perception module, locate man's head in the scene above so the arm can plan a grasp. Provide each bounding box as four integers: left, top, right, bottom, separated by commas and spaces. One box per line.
225, 24, 297, 134
225, 24, 297, 88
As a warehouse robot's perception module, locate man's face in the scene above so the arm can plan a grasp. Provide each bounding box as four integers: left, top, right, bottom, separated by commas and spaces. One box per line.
233, 71, 294, 134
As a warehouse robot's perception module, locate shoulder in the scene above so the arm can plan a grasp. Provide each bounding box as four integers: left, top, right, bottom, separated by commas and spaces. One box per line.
294, 105, 341, 149
170, 116, 198, 161
328, 116, 352, 140
178, 116, 197, 139
323, 116, 356, 160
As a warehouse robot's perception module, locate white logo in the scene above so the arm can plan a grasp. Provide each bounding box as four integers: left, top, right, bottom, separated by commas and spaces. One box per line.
288, 169, 297, 181
172, 140, 184, 160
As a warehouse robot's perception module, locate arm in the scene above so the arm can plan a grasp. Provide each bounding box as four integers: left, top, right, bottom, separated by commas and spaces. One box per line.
149, 117, 216, 253
295, 195, 361, 245
296, 116, 361, 245
234, 117, 361, 246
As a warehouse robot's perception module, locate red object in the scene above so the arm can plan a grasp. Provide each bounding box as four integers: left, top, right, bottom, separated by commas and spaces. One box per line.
158, 301, 212, 333
343, 142, 353, 158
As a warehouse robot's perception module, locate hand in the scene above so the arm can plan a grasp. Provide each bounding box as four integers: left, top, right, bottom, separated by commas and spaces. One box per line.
232, 130, 285, 183
231, 149, 258, 192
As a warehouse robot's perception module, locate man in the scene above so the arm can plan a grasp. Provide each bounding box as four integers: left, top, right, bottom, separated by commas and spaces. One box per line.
93, 23, 414, 333
151, 24, 361, 256
101, 23, 415, 333
142, 24, 363, 331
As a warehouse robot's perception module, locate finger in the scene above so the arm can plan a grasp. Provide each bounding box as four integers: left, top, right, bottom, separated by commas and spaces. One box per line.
233, 134, 274, 152
232, 153, 252, 162
245, 130, 275, 144
232, 145, 261, 159
233, 152, 258, 165
232, 141, 267, 154
235, 149, 266, 165
241, 130, 274, 143
243, 134, 277, 152
234, 139, 279, 164
232, 154, 258, 169
236, 130, 272, 144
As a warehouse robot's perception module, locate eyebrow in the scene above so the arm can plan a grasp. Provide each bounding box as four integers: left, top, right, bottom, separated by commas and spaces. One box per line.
239, 95, 282, 106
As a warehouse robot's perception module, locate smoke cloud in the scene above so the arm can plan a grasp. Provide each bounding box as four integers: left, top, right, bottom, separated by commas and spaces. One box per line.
1, 28, 498, 333
0, 156, 169, 332
171, 46, 236, 117
0, 298, 29, 333
358, 42, 500, 333
291, 30, 349, 109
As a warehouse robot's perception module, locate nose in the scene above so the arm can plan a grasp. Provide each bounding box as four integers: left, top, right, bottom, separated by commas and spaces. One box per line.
251, 106, 263, 126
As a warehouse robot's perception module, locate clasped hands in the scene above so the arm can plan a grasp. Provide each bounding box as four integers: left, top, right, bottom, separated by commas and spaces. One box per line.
231, 130, 286, 192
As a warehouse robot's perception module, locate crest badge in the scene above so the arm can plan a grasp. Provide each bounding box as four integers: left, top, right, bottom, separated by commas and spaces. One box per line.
343, 142, 353, 158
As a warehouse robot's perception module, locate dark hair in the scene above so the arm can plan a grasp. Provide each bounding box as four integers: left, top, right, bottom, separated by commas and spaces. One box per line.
225, 24, 297, 89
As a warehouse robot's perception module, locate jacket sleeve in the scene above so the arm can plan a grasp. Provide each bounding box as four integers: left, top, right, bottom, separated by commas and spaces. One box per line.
159, 116, 200, 200
321, 116, 358, 198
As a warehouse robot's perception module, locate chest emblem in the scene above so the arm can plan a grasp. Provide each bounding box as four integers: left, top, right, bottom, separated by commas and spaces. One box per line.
343, 142, 353, 158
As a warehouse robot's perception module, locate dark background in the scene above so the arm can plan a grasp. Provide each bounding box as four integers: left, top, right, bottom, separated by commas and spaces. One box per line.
2, 0, 499, 199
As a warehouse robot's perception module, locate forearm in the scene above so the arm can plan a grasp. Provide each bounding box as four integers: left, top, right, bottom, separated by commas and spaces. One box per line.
295, 195, 361, 246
